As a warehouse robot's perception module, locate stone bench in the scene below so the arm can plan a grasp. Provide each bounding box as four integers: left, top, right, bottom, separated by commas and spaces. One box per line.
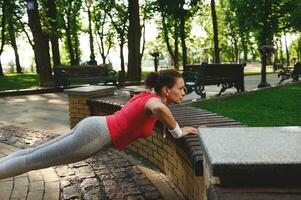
199, 127, 301, 200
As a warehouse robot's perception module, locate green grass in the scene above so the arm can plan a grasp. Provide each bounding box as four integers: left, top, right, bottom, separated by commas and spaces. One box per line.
194, 83, 301, 126
0, 73, 40, 91
0, 72, 152, 91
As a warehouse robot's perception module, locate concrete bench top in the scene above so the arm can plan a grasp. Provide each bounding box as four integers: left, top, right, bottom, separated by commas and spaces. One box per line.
64, 85, 116, 96
198, 127, 301, 177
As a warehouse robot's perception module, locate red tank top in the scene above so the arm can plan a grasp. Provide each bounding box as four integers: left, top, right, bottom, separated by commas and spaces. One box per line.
106, 91, 158, 150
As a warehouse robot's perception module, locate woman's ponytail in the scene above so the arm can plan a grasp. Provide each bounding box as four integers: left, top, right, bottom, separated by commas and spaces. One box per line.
145, 72, 159, 90
144, 69, 182, 93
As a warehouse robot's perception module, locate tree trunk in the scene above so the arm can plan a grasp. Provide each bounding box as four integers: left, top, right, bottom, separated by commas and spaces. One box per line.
162, 14, 178, 69
0, 59, 3, 76
260, 0, 273, 47
179, 3, 187, 68
280, 37, 284, 64
98, 16, 107, 64
27, 0, 54, 87
120, 41, 125, 72
46, 0, 61, 67
234, 37, 239, 63
174, 21, 179, 70
127, 0, 141, 81
8, 18, 22, 73
284, 32, 290, 67
74, 37, 80, 65
16, 15, 39, 73
65, 17, 75, 65
211, 0, 220, 63
241, 32, 248, 62
0, 0, 7, 76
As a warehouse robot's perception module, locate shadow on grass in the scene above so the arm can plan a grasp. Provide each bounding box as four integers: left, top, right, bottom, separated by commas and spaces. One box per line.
0, 73, 39, 91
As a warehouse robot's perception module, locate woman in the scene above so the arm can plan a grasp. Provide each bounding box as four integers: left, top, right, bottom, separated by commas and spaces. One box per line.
0, 69, 198, 180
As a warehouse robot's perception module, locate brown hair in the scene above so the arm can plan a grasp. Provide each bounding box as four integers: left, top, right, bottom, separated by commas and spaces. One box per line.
145, 69, 182, 93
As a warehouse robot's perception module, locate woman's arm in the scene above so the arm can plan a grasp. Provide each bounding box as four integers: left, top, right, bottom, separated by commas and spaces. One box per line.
144, 98, 197, 137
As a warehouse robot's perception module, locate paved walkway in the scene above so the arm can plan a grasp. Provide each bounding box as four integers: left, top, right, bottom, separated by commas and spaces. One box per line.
0, 142, 60, 200
0, 122, 184, 200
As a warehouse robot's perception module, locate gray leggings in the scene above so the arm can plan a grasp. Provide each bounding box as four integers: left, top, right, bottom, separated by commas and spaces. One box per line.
0, 116, 112, 180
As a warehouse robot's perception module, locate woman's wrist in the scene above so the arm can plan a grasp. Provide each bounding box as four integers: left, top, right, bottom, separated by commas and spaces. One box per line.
168, 123, 183, 138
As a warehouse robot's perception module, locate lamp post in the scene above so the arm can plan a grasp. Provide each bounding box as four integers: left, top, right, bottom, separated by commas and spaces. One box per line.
26, 0, 36, 11
258, 45, 275, 88
85, 0, 97, 65
150, 51, 160, 72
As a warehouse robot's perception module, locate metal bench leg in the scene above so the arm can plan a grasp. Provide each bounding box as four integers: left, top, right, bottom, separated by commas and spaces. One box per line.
218, 83, 233, 96
195, 84, 206, 98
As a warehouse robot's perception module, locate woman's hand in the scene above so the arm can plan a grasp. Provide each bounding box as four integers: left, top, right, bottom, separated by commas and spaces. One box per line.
181, 125, 207, 137
181, 126, 198, 137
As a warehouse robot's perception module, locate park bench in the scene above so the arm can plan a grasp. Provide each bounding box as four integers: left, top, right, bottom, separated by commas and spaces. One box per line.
182, 62, 245, 98
273, 62, 284, 72
54, 65, 118, 87
277, 62, 301, 84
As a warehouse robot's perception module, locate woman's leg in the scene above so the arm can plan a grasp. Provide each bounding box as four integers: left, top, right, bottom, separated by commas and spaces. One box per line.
0, 127, 77, 164
0, 116, 112, 179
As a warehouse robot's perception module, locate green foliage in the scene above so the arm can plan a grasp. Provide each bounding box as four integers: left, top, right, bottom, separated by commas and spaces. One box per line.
280, 0, 301, 32
195, 83, 301, 126
92, 0, 116, 64
148, 0, 203, 67
107, 0, 129, 39
58, 0, 82, 65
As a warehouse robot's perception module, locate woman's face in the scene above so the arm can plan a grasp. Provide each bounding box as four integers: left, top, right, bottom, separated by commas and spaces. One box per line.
164, 77, 186, 104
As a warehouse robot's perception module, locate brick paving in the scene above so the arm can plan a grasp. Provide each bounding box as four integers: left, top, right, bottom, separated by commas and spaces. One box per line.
0, 123, 185, 200
0, 142, 60, 200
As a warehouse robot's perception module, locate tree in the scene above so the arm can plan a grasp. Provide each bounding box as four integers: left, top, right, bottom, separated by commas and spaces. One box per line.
127, 0, 142, 81
45, 0, 61, 67
11, 2, 40, 72
107, 0, 128, 75
58, 0, 82, 65
157, 1, 181, 69
93, 0, 115, 64
151, 0, 202, 69
228, 0, 284, 67
26, 0, 54, 86
7, 0, 22, 73
0, 0, 7, 76
210, 0, 220, 63
228, 0, 252, 62
220, 0, 240, 62
281, 0, 301, 32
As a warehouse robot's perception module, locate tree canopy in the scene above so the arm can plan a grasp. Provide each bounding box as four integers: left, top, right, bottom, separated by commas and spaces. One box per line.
0, 0, 300, 85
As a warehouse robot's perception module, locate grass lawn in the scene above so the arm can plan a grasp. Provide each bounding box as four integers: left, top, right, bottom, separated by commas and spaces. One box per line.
0, 73, 40, 91
0, 71, 152, 91
194, 82, 301, 127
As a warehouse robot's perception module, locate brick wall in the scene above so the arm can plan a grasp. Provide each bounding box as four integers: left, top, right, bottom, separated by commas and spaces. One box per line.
127, 131, 204, 200
68, 95, 93, 128
90, 109, 204, 200
66, 87, 204, 200
65, 86, 115, 128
